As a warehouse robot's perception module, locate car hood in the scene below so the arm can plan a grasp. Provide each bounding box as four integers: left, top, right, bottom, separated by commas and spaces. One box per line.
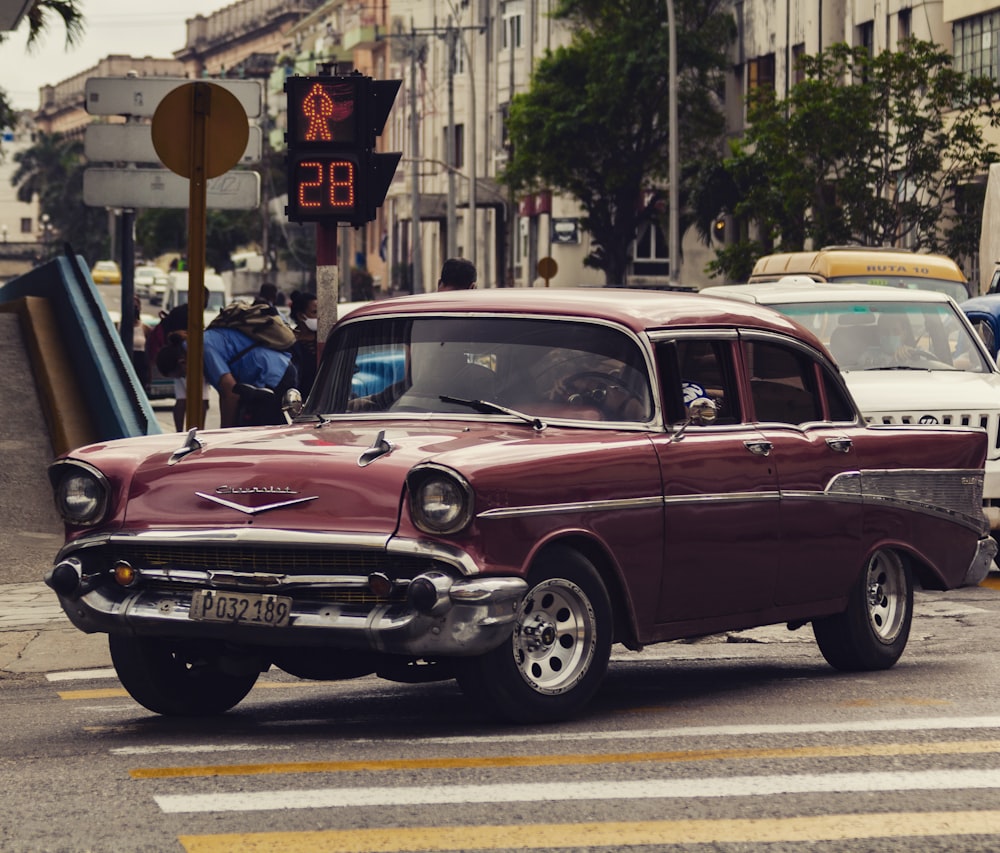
842, 369, 1000, 415
70, 420, 648, 536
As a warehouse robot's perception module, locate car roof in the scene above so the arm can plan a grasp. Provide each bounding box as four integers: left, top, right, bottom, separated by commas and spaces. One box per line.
338, 286, 825, 348
703, 279, 953, 306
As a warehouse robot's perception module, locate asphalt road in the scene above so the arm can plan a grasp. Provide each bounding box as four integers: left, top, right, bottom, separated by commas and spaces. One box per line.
3, 580, 1000, 851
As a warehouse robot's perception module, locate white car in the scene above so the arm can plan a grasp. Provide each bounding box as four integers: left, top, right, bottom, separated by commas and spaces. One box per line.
704, 278, 1000, 555
134, 265, 168, 299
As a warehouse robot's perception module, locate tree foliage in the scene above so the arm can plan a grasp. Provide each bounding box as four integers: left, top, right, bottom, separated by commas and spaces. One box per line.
697, 39, 1000, 281
11, 131, 108, 261
502, 0, 734, 284
0, 0, 85, 128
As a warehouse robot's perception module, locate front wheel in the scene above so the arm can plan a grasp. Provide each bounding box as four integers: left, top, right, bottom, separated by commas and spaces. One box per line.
109, 635, 260, 716
458, 548, 613, 723
812, 548, 913, 671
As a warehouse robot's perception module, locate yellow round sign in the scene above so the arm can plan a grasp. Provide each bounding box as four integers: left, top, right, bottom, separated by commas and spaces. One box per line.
537, 256, 558, 281
152, 82, 249, 179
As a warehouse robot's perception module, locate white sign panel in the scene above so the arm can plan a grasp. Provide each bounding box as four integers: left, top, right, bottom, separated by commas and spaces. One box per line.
85, 124, 262, 165
83, 168, 260, 210
85, 77, 262, 119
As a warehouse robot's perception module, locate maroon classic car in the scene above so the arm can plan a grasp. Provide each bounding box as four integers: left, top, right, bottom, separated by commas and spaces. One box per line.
46, 289, 994, 723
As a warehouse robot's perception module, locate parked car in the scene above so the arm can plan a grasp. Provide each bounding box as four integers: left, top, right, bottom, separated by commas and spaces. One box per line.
748, 247, 971, 301
133, 265, 168, 299
960, 294, 1000, 360
90, 259, 121, 285
704, 278, 1000, 550
45, 289, 993, 723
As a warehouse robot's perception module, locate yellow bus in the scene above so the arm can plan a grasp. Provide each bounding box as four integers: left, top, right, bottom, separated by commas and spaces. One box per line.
748, 247, 971, 301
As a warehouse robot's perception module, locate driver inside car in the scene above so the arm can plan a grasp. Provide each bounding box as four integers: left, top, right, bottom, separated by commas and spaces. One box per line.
544, 357, 649, 421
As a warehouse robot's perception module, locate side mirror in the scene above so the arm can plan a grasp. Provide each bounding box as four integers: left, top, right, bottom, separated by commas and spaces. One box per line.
282, 388, 304, 422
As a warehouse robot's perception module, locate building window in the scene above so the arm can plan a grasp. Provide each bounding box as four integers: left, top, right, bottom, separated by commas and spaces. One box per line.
898, 9, 911, 42
857, 20, 874, 55
954, 14, 1000, 82
20, 218, 31, 234
791, 43, 806, 86
633, 220, 670, 277
503, 12, 522, 50
747, 54, 775, 94
443, 123, 465, 170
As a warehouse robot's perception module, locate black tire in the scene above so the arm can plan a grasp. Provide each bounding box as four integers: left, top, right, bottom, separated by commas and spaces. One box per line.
109, 635, 259, 716
458, 547, 613, 723
812, 548, 913, 671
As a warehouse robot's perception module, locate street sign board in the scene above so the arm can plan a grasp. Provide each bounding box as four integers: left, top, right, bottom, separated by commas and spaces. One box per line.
85, 124, 262, 166
85, 77, 262, 119
83, 168, 260, 209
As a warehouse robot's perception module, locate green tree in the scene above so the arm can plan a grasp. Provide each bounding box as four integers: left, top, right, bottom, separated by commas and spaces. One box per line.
502, 0, 734, 284
0, 0, 85, 129
698, 39, 1000, 281
11, 131, 108, 261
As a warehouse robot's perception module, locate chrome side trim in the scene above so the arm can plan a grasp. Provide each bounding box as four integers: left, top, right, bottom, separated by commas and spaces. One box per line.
477, 495, 664, 519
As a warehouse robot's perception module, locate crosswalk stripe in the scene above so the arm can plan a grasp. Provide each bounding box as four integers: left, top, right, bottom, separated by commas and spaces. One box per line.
155, 767, 1000, 813
129, 738, 1000, 779
175, 811, 1000, 852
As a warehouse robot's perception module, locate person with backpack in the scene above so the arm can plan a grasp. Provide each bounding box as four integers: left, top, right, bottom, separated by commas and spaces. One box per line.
156, 301, 298, 427
147, 297, 211, 431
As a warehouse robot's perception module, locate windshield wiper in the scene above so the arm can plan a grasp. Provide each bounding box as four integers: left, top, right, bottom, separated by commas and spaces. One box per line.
440, 396, 547, 431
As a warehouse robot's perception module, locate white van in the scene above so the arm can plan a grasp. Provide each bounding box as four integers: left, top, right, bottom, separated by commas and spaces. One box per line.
162, 271, 229, 324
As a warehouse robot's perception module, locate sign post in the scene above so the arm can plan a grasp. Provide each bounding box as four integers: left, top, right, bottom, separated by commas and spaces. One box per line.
152, 82, 249, 430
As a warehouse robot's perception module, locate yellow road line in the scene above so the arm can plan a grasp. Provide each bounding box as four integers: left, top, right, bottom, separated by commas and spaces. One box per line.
178, 810, 1000, 852
980, 575, 1000, 590
132, 738, 1000, 779
57, 687, 129, 700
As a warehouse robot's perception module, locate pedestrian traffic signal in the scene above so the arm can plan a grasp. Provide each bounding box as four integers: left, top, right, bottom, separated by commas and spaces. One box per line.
284, 74, 401, 225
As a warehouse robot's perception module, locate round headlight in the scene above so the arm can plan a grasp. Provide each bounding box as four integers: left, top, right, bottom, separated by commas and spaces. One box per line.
53, 465, 109, 525
408, 467, 473, 535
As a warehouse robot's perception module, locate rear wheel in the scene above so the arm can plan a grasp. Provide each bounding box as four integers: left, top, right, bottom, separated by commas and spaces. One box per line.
109, 635, 259, 716
812, 548, 912, 671
458, 548, 613, 723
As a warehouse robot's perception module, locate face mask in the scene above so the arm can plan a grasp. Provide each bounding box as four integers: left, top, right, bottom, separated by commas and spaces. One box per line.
304, 317, 318, 331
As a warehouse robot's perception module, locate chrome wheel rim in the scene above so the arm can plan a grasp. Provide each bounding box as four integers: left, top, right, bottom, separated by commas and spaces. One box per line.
512, 578, 597, 695
865, 550, 906, 644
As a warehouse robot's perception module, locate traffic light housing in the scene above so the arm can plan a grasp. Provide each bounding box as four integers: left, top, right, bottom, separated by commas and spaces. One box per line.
284, 74, 401, 225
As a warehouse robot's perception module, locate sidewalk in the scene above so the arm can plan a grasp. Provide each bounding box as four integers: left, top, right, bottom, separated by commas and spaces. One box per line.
0, 582, 111, 675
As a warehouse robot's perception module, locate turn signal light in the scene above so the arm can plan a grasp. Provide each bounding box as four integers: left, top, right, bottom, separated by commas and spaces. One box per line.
113, 561, 139, 587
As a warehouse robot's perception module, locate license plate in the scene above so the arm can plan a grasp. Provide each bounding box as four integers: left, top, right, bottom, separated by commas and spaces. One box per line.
189, 589, 292, 627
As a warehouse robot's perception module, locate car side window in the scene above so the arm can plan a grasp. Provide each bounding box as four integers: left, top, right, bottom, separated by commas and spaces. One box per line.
745, 340, 822, 425
658, 338, 742, 425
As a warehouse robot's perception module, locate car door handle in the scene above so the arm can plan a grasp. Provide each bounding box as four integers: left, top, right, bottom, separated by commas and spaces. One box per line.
825, 436, 853, 453
744, 440, 773, 457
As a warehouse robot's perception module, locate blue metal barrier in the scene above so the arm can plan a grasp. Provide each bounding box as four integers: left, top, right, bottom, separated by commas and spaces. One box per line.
0, 250, 161, 440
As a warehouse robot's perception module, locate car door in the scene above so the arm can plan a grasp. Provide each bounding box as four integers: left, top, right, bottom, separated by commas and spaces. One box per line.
650, 333, 782, 626
741, 333, 864, 607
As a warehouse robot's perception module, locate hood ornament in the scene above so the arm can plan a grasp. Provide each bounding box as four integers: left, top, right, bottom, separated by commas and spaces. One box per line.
196, 491, 318, 515
168, 428, 203, 465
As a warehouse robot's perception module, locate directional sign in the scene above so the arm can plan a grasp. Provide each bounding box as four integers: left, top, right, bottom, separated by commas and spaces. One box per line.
85, 77, 262, 119
82, 168, 260, 209
85, 124, 262, 166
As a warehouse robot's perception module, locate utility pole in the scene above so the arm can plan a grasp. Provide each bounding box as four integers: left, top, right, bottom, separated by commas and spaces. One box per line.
667, 0, 679, 287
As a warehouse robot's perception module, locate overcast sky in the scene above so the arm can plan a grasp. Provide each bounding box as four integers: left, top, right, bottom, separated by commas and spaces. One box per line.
4, 1, 210, 111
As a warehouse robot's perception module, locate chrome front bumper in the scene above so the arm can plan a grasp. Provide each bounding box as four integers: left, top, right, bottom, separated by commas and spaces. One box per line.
45, 558, 527, 657
964, 536, 999, 587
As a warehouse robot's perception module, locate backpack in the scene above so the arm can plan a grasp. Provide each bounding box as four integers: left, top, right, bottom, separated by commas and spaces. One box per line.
145, 314, 169, 370
207, 301, 296, 351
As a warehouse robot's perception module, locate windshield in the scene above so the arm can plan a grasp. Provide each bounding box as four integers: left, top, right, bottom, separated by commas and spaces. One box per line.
308, 316, 654, 423
828, 275, 969, 302
774, 300, 991, 373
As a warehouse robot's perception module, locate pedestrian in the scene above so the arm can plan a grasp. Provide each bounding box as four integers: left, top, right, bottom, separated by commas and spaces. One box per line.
131, 296, 152, 390
254, 282, 280, 315
155, 296, 211, 431
437, 258, 477, 291
289, 290, 319, 397
156, 324, 296, 428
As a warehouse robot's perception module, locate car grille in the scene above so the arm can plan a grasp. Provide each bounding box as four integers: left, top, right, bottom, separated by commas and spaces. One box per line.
103, 543, 439, 580
863, 410, 1000, 453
